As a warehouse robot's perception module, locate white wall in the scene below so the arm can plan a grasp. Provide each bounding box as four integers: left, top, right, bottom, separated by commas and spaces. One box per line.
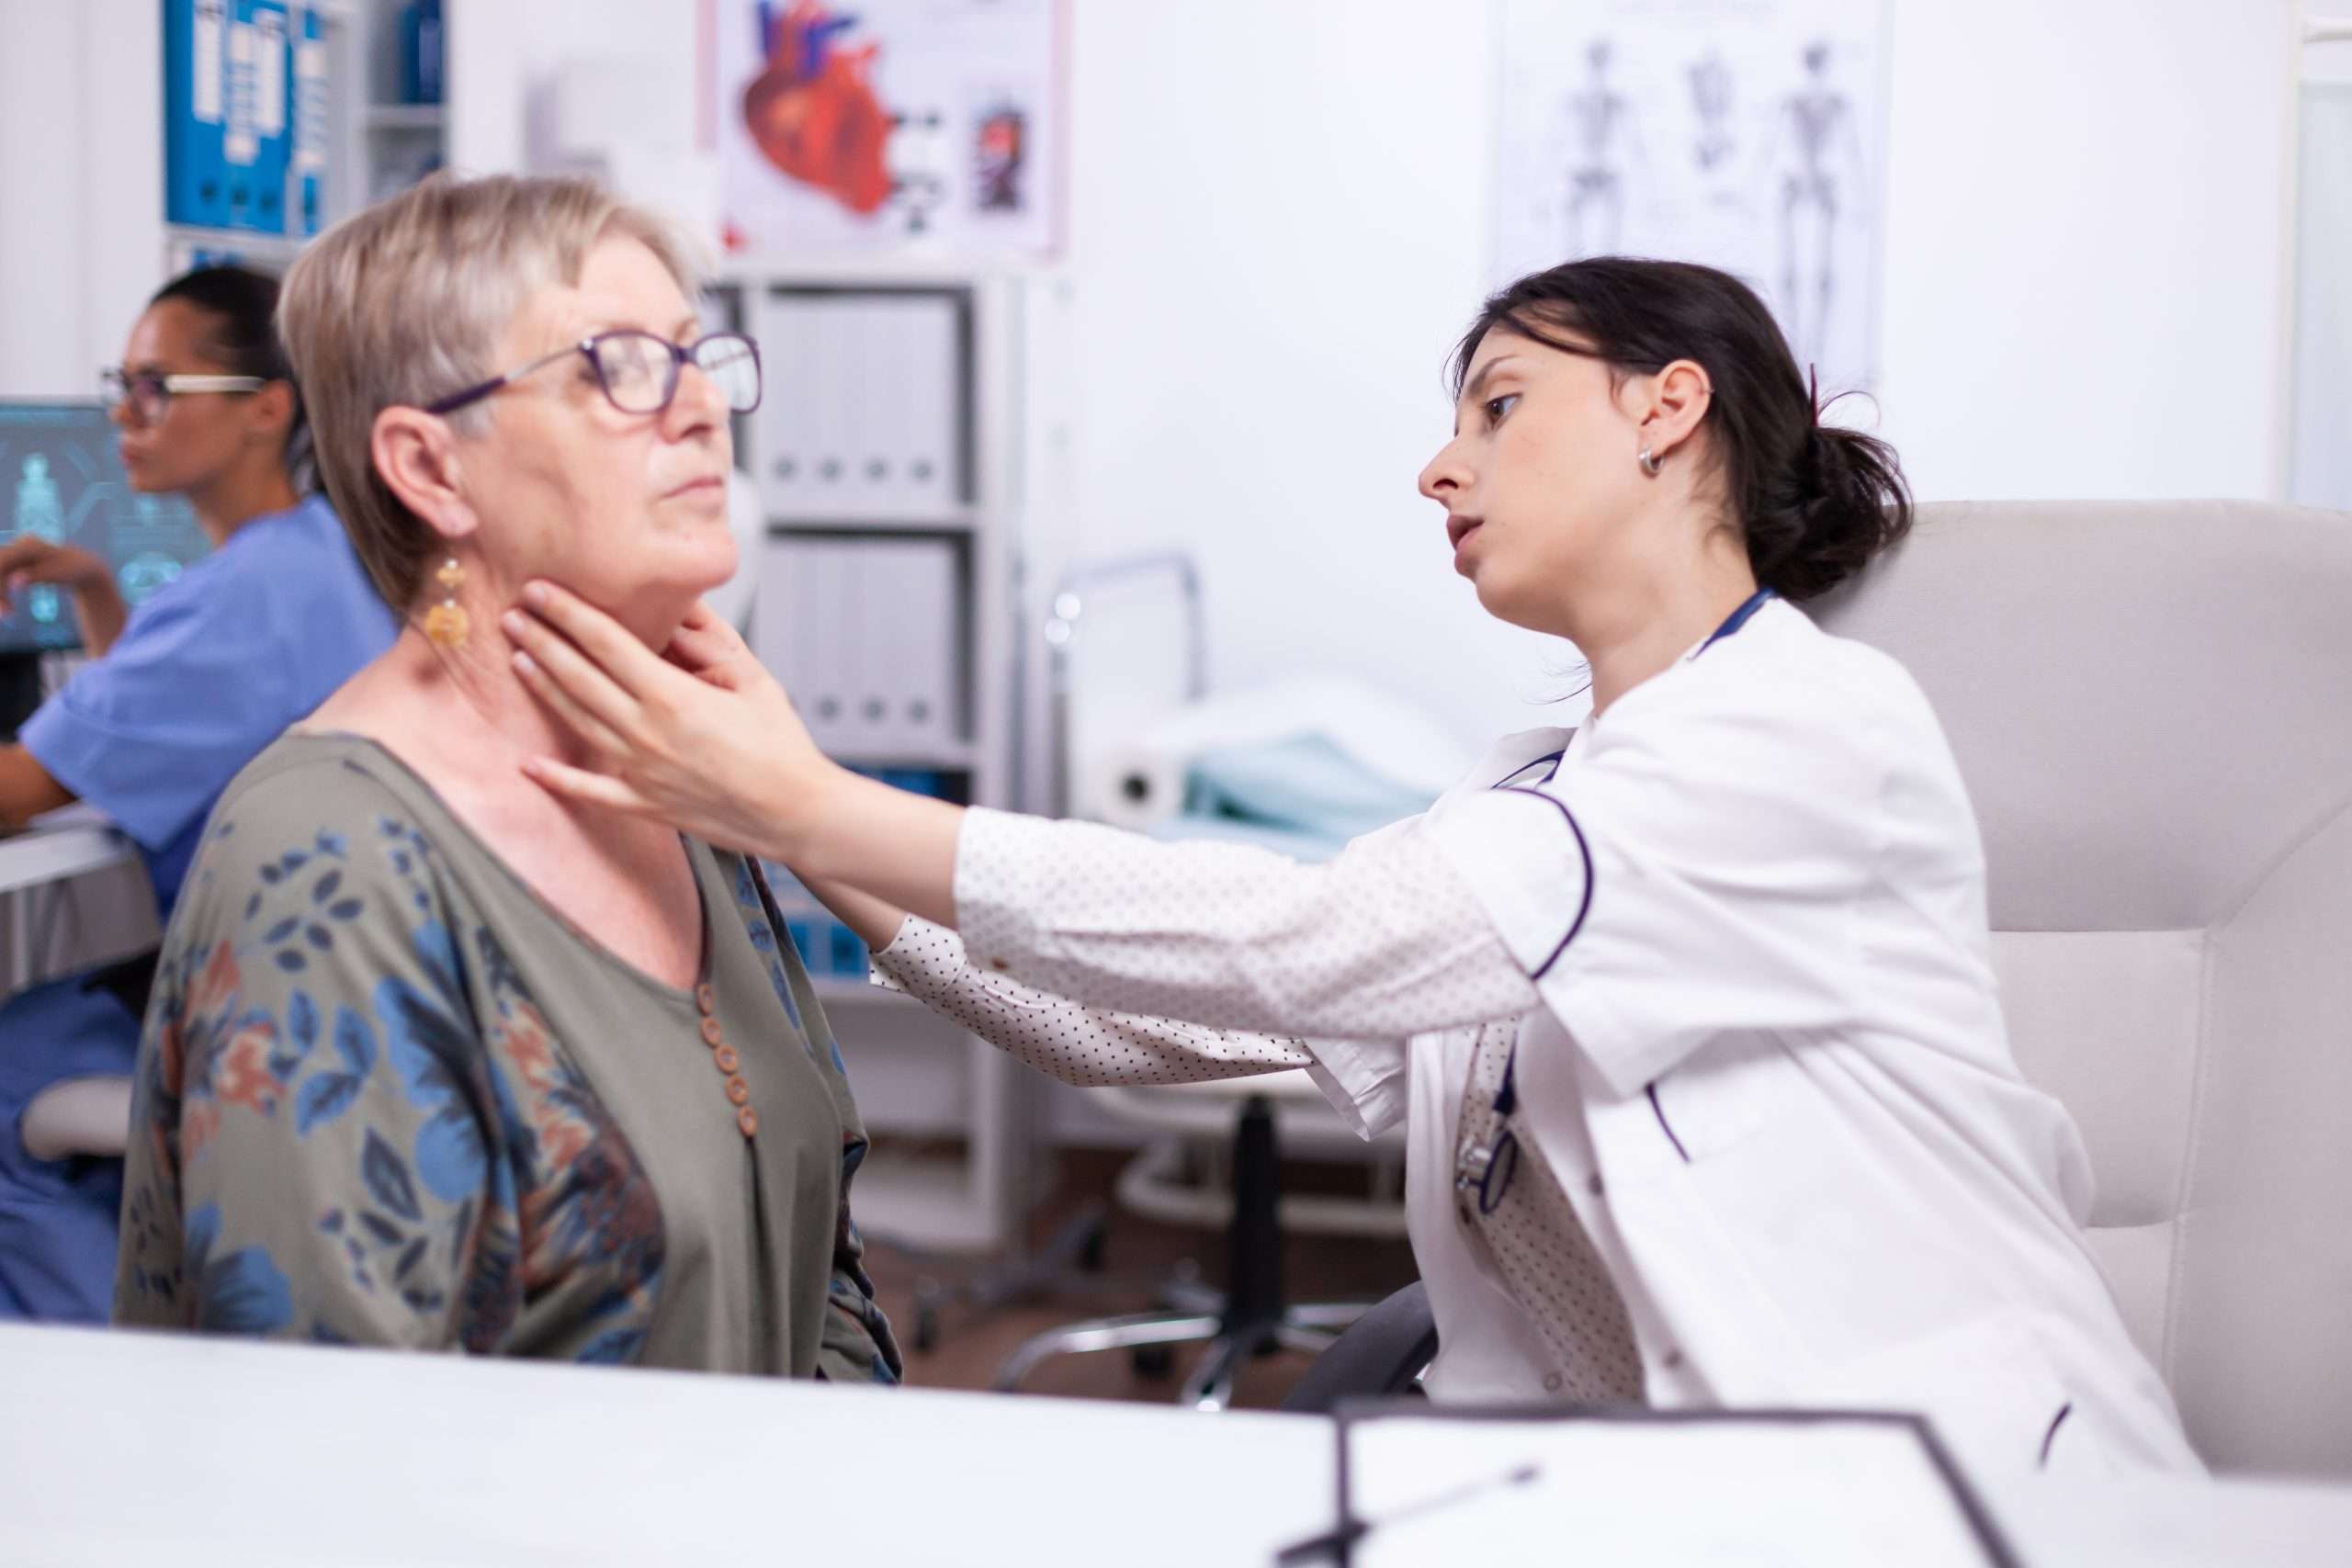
0, 0, 168, 397
2292, 0, 2352, 507
1051, 0, 2299, 746
1875, 0, 2292, 505
445, 0, 701, 208
3, 0, 2304, 734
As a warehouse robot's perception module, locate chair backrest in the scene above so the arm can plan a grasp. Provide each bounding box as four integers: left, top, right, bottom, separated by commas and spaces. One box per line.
1810, 500, 2352, 1477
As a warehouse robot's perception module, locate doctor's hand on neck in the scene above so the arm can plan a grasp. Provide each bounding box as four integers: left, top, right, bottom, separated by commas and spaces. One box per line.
506, 580, 967, 931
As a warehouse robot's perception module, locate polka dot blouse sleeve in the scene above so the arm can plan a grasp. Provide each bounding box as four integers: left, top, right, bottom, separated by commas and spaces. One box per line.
950, 807, 1538, 1040
869, 915, 1314, 1087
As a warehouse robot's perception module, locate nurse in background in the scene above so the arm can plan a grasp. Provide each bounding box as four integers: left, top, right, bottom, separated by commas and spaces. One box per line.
505, 257, 2201, 1477
0, 266, 396, 1322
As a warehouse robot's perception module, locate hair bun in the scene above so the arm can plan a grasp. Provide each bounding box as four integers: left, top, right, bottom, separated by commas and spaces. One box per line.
1745, 422, 1912, 602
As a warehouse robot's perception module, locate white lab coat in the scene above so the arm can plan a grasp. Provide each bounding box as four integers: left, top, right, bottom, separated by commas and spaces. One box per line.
915, 598, 2200, 1480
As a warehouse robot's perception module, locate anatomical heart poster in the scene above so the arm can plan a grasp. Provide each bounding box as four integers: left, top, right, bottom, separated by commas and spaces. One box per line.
711, 0, 1063, 256
1494, 0, 1890, 392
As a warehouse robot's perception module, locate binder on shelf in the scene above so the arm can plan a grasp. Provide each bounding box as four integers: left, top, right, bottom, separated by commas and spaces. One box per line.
875, 293, 963, 516
826, 922, 868, 979
248, 1, 291, 234
220, 2, 265, 231
807, 301, 853, 505
758, 294, 806, 508
871, 768, 951, 799
760, 860, 869, 983
847, 297, 893, 511
806, 539, 852, 741
754, 535, 852, 745
760, 289, 967, 522
165, 0, 233, 230
291, 6, 328, 235
852, 537, 960, 754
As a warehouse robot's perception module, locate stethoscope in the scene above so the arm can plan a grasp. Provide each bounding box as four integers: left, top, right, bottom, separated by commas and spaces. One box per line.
1453, 586, 1777, 1219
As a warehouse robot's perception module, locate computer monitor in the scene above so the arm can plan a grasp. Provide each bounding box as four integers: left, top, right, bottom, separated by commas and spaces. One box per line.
0, 400, 211, 656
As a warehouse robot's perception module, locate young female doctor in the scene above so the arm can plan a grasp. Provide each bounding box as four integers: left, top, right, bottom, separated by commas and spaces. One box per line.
503, 257, 2200, 1477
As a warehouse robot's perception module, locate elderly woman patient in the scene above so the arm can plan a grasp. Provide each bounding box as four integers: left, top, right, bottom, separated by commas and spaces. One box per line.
113, 174, 899, 1382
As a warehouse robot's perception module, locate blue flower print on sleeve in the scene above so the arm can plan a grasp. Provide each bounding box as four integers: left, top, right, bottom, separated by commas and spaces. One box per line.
185, 1202, 294, 1335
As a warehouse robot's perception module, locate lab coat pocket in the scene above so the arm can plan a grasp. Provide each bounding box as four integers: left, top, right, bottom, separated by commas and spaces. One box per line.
1642, 1029, 1809, 1163
1816, 1312, 2074, 1481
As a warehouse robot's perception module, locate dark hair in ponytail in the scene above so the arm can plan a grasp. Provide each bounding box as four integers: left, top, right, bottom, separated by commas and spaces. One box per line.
1452, 257, 1910, 601
148, 265, 316, 493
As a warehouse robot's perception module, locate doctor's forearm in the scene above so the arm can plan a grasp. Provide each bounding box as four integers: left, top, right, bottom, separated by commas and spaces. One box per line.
799, 872, 913, 952
776, 766, 965, 932
945, 808, 1540, 1040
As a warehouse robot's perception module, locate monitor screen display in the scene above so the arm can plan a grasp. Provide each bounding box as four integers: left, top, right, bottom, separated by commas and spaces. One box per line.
0, 401, 210, 654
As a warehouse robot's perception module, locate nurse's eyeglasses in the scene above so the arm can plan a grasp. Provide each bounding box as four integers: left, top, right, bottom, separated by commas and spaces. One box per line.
99, 367, 269, 425
424, 331, 763, 419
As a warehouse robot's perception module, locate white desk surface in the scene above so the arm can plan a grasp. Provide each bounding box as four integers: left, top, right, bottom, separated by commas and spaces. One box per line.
2, 1323, 2348, 1567
0, 804, 135, 898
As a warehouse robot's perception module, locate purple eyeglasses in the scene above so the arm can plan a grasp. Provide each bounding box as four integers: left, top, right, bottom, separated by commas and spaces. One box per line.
424, 330, 763, 418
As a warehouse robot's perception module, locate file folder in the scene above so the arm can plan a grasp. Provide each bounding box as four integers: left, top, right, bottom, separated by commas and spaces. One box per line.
248, 2, 291, 234
759, 294, 808, 511
755, 535, 854, 746
873, 294, 963, 517
220, 2, 262, 231
827, 922, 868, 978
760, 290, 967, 523
807, 302, 852, 505
852, 537, 960, 753
165, 0, 232, 229
292, 5, 327, 235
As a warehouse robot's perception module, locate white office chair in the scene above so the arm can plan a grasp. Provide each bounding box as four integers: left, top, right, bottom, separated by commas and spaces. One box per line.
1811, 499, 2352, 1477
21, 1076, 133, 1160
9, 848, 160, 1162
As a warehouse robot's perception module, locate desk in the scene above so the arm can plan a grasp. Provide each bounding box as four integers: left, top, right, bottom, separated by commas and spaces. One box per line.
0, 806, 155, 1002
0, 1324, 1328, 1566
1, 1324, 2346, 1566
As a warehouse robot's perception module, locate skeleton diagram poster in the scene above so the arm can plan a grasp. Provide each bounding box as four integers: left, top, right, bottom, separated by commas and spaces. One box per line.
1493, 0, 1890, 391
709, 0, 1063, 256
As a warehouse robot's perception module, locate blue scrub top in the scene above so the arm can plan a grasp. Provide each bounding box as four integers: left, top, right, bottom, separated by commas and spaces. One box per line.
19, 491, 398, 919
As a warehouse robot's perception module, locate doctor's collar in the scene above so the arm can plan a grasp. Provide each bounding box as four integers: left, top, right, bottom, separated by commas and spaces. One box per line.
1684, 586, 1777, 663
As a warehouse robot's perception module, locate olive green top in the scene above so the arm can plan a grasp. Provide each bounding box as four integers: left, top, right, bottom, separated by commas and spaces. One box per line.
116, 732, 899, 1382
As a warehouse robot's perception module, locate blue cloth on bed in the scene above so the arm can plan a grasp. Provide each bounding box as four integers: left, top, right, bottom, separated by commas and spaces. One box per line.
1146, 733, 1436, 863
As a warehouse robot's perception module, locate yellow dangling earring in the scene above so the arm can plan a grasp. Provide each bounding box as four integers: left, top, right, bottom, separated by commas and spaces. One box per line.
423, 557, 469, 648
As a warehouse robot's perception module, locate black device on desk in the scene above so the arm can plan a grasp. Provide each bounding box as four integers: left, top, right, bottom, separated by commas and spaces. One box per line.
1276, 1401, 2027, 1568
0, 401, 210, 739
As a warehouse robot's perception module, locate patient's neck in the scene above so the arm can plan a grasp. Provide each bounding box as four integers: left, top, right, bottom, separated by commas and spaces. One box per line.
408, 621, 593, 779
314, 584, 690, 808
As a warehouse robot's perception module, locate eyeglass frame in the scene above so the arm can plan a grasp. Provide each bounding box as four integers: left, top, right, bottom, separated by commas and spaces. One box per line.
98, 367, 270, 422
422, 330, 763, 419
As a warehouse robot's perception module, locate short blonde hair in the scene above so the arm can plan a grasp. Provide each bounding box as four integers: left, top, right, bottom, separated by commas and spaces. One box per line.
277, 172, 705, 611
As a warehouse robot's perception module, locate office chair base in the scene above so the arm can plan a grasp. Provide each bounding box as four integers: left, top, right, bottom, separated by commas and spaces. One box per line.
897, 1201, 1119, 1354
992, 1299, 1372, 1411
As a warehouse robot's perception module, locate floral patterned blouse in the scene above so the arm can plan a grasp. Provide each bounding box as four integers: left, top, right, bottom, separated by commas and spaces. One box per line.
114, 733, 899, 1383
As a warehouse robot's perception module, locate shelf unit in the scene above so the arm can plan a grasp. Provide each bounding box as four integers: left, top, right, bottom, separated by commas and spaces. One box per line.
712, 260, 1036, 1253
162, 0, 447, 275
345, 0, 446, 207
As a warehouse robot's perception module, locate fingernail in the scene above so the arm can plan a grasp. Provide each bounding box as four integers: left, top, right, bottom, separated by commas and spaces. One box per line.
512, 649, 537, 678
501, 610, 526, 639
522, 581, 549, 608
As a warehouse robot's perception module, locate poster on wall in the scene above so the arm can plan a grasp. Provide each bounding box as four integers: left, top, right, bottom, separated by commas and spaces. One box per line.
1493, 0, 1890, 393
708, 0, 1063, 257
